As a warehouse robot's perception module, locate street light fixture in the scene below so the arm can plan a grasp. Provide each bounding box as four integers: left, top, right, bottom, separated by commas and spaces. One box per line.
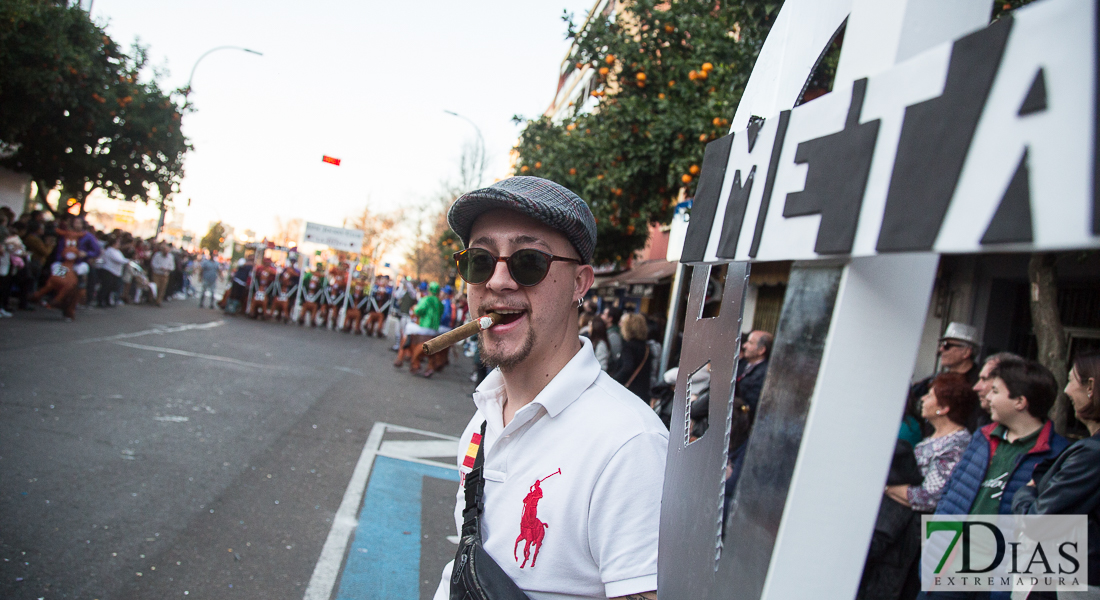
185, 46, 264, 95
444, 110, 486, 188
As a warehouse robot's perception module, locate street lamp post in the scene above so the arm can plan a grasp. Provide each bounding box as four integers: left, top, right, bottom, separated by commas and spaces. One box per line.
443, 110, 486, 188
156, 46, 262, 240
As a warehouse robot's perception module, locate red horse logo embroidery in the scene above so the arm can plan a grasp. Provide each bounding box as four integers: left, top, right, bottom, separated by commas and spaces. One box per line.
514, 468, 560, 568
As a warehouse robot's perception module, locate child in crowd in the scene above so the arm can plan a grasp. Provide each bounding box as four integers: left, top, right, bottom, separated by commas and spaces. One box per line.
935, 359, 1070, 517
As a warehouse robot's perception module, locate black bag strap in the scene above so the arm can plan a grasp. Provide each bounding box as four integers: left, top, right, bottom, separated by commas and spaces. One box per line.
461, 421, 488, 538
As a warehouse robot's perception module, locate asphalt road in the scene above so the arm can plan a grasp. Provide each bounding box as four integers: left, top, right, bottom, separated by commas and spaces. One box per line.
0, 297, 478, 600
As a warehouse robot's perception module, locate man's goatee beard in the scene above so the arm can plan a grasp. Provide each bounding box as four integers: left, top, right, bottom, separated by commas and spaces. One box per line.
478, 328, 537, 371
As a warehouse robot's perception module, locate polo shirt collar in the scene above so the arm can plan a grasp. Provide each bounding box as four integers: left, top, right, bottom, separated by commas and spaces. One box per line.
989, 422, 1042, 444
471, 337, 601, 428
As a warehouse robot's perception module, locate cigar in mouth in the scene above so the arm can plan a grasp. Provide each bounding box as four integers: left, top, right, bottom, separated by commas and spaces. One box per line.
422, 312, 503, 355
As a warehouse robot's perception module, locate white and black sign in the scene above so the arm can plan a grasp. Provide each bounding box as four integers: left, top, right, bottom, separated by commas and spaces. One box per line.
682, 0, 1098, 264
303, 222, 365, 253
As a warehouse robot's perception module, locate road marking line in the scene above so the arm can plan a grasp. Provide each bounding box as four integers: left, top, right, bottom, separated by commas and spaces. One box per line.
303, 422, 386, 600
114, 341, 274, 369
303, 423, 459, 600
79, 320, 225, 344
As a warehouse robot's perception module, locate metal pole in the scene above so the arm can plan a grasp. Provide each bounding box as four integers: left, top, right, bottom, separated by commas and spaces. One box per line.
659, 263, 688, 377
292, 255, 306, 322
338, 266, 353, 330
443, 110, 486, 188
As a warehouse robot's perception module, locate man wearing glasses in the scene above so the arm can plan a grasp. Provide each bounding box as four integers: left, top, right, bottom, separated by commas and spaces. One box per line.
434, 177, 666, 600
912, 322, 984, 430
936, 322, 981, 388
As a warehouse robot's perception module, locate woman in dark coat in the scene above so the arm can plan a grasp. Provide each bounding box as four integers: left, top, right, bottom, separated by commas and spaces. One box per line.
1013, 352, 1100, 597
611, 312, 651, 401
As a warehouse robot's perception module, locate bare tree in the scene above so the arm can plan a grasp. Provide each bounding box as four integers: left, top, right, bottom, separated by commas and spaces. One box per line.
272, 216, 303, 247
349, 206, 403, 263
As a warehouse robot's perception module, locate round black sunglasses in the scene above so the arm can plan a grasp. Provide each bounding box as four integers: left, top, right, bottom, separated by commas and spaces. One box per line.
453, 247, 581, 287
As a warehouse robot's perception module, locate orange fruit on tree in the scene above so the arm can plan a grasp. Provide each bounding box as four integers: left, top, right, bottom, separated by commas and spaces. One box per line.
569, 168, 577, 175
689, 164, 700, 175
658, 93, 665, 99
712, 117, 722, 126
599, 66, 609, 76
605, 54, 616, 64
636, 72, 646, 81
566, 123, 576, 131
626, 224, 636, 235
699, 133, 708, 142
521, 165, 529, 173
681, 174, 693, 184
668, 80, 675, 87
697, 69, 708, 79
702, 62, 714, 72
664, 24, 674, 33
535, 162, 542, 169
688, 70, 697, 80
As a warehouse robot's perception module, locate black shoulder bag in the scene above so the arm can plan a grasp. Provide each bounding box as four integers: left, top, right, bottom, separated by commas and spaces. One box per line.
450, 422, 531, 600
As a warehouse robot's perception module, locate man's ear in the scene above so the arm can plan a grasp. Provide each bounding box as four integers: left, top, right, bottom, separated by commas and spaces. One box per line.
1015, 394, 1030, 414
574, 264, 595, 301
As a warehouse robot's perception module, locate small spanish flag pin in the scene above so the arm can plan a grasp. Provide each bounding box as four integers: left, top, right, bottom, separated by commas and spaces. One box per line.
459, 431, 483, 487
322, 155, 341, 166
462, 431, 483, 469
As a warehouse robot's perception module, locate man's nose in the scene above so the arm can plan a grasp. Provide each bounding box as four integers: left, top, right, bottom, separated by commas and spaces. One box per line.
485, 258, 517, 291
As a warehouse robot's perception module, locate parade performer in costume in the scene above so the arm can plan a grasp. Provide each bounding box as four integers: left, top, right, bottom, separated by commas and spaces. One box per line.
269, 261, 300, 323
33, 220, 84, 321
365, 275, 393, 337
248, 257, 277, 319
321, 266, 348, 329
343, 281, 369, 334
298, 264, 326, 327
394, 281, 443, 375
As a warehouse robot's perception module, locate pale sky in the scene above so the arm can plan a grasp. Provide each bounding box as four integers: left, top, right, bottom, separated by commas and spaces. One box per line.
87, 0, 596, 245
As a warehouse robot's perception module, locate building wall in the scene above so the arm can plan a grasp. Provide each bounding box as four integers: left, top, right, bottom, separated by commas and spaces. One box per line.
0, 166, 31, 216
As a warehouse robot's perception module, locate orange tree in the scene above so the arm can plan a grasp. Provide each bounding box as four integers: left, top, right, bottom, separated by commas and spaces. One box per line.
513, 0, 777, 265
0, 0, 189, 216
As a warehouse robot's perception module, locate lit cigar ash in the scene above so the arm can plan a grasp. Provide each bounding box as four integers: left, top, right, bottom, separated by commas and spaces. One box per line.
422, 312, 504, 355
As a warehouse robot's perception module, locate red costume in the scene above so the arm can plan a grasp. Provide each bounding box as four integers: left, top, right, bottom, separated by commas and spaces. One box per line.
269, 265, 300, 323
248, 260, 277, 319
298, 268, 326, 327
32, 228, 84, 319
320, 268, 348, 329
343, 283, 369, 334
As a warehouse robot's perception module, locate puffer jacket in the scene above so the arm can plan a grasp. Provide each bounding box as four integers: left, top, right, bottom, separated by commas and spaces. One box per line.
935, 421, 1069, 516
1012, 431, 1100, 586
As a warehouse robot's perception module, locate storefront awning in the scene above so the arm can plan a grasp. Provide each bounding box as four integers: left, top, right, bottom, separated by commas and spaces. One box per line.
594, 259, 679, 288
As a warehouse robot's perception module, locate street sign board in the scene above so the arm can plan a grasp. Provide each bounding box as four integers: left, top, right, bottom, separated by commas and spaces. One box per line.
303, 222, 364, 252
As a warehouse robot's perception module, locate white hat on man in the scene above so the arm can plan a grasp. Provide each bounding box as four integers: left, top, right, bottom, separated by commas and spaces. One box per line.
940, 322, 980, 347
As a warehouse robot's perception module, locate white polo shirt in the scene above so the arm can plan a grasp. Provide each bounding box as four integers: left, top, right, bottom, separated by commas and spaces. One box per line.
434, 337, 668, 600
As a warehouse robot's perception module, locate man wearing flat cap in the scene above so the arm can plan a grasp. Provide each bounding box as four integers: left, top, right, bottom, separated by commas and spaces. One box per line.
434, 177, 666, 600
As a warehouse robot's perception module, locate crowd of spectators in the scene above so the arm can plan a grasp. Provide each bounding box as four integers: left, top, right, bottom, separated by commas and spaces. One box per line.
0, 207, 212, 321
856, 321, 1100, 600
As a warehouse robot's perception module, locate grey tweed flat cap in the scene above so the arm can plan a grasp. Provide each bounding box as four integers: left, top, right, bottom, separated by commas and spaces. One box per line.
448, 176, 597, 264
